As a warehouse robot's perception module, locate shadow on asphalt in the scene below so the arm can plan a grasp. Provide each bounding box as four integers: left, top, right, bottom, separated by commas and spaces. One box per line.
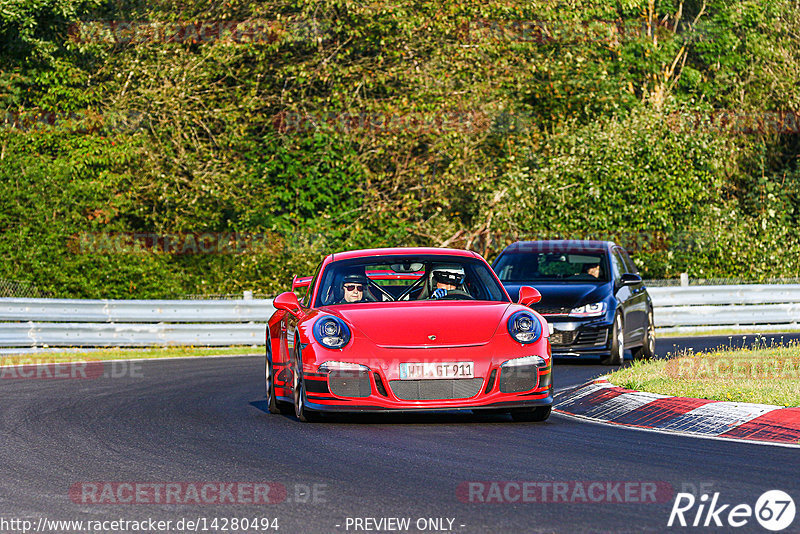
248, 399, 559, 426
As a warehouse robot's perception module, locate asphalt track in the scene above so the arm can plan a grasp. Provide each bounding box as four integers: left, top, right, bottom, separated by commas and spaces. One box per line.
1, 334, 799, 534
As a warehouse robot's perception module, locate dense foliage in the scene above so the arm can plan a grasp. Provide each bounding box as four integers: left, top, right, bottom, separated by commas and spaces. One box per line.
1, 0, 799, 297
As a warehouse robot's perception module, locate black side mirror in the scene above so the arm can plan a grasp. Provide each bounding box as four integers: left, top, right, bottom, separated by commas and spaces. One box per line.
620, 273, 642, 286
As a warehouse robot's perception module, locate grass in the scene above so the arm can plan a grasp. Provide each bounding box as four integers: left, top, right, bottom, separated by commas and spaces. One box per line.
608, 339, 800, 407
0, 346, 260, 365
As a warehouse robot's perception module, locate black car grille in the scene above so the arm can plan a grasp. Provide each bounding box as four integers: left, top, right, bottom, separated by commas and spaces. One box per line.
388, 378, 484, 400
550, 329, 608, 347
328, 371, 371, 398
531, 305, 570, 316
498, 364, 540, 393
549, 330, 576, 346
575, 329, 608, 346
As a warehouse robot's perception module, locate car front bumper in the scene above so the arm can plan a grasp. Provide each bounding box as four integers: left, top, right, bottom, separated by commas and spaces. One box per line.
546, 317, 614, 360
295, 365, 553, 414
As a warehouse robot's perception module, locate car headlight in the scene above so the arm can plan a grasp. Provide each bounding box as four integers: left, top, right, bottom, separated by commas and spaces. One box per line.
507, 311, 542, 344
569, 302, 607, 318
313, 316, 351, 349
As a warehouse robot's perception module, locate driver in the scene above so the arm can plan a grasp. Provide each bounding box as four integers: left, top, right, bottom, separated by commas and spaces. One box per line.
339, 273, 371, 303
581, 262, 601, 279
429, 264, 467, 299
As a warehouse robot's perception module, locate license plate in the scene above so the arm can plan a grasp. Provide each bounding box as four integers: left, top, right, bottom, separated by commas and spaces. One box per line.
399, 362, 474, 380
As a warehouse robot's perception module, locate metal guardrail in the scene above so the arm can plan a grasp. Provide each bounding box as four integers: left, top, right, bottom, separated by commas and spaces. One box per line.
0, 298, 275, 348
3, 284, 800, 348
649, 285, 800, 333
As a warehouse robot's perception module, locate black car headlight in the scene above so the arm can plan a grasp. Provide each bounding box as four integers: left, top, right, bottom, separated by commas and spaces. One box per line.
313, 316, 351, 349
569, 301, 607, 317
507, 311, 542, 344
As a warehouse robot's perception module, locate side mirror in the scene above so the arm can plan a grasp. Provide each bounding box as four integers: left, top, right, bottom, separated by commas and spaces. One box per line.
620, 273, 642, 286
273, 291, 303, 317
517, 286, 541, 306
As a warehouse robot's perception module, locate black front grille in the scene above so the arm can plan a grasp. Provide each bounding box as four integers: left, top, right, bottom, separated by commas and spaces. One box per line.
575, 329, 608, 346
484, 369, 497, 394
550, 330, 576, 346
389, 378, 484, 400
328, 371, 371, 398
550, 329, 608, 347
499, 364, 540, 393
373, 372, 388, 396
531, 305, 570, 316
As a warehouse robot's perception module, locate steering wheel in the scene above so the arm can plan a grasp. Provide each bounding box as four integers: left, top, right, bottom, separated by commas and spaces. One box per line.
435, 289, 475, 300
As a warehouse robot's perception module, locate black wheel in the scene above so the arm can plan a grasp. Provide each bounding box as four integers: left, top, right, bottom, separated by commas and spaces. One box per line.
510, 406, 551, 422
266, 345, 291, 415
632, 309, 656, 360
601, 313, 625, 366
293, 362, 319, 423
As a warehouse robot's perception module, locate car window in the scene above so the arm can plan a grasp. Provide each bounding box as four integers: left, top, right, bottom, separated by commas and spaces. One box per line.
302, 261, 322, 307
314, 255, 508, 306
609, 249, 625, 279
494, 251, 609, 282
618, 248, 638, 274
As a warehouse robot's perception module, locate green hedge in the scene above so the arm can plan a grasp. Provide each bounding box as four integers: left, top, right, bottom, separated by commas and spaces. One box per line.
1, 0, 799, 297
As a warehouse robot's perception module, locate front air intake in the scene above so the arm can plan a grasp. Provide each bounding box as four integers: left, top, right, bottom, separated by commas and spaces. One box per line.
328, 370, 371, 398
388, 379, 484, 400
499, 364, 540, 393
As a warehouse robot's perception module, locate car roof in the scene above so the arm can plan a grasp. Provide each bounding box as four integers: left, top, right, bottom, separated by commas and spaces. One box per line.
500, 240, 614, 254
328, 247, 480, 262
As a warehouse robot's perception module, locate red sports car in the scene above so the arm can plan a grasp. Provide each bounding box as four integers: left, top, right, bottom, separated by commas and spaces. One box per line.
265, 247, 553, 422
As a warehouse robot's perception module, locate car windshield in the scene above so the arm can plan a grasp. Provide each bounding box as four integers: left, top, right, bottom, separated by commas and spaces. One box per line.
314, 254, 509, 306
494, 251, 610, 282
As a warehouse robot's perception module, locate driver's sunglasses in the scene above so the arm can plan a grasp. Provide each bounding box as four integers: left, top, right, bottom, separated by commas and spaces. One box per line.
343, 284, 364, 292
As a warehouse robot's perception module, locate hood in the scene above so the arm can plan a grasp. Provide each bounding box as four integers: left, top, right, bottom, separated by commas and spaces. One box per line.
504, 282, 610, 312
323, 301, 512, 347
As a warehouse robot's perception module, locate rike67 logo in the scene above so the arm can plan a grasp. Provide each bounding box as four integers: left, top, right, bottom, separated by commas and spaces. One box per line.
668, 490, 795, 531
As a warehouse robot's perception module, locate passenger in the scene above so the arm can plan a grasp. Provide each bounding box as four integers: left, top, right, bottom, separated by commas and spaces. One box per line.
428, 264, 467, 299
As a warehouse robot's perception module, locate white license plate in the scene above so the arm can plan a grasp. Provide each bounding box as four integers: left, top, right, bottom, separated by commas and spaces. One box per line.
399, 362, 474, 380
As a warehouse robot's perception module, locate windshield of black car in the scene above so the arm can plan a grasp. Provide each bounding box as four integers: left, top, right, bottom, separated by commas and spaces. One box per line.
494, 251, 610, 282
314, 255, 509, 306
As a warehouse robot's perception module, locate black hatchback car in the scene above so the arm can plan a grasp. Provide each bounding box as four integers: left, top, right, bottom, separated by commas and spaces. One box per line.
492, 240, 655, 365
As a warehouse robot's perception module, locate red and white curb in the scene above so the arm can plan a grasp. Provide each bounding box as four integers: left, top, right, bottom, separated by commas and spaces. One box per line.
554, 379, 800, 446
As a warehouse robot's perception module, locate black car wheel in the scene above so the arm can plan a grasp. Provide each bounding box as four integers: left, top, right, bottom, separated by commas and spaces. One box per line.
601, 313, 625, 366
633, 309, 656, 360
293, 360, 319, 423
266, 345, 291, 415
510, 406, 551, 422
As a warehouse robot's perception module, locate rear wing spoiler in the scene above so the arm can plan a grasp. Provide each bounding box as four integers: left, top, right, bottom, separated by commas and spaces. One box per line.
290, 270, 423, 292
291, 275, 313, 291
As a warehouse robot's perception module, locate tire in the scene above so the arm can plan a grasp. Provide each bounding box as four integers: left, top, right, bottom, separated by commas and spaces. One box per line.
510, 406, 551, 422
266, 345, 291, 415
632, 309, 656, 360
293, 362, 319, 423
601, 313, 625, 366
